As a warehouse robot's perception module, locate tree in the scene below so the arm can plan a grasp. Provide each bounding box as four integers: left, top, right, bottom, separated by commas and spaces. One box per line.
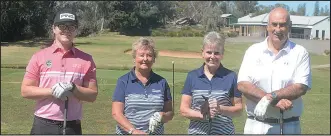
296, 3, 306, 16
150, 1, 176, 26
107, 1, 172, 36
314, 1, 320, 16
253, 5, 274, 16
1, 1, 55, 41
201, 1, 223, 31
320, 7, 325, 16
289, 8, 297, 15
324, 5, 330, 16
233, 1, 258, 17
320, 5, 330, 16
274, 3, 290, 11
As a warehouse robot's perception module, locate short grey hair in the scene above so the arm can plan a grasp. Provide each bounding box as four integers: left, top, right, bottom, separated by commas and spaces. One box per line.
131, 37, 158, 59
202, 31, 225, 54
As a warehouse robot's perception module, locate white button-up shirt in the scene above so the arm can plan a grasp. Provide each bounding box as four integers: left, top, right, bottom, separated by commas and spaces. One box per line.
238, 37, 312, 119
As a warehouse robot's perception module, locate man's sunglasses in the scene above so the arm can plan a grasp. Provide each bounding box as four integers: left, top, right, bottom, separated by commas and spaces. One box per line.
57, 24, 77, 31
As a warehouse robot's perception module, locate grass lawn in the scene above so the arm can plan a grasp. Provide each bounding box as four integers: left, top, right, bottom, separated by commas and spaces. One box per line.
1, 33, 330, 134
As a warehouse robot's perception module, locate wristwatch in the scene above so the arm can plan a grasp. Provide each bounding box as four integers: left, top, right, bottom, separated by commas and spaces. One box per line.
128, 128, 135, 134
270, 92, 279, 106
271, 92, 277, 100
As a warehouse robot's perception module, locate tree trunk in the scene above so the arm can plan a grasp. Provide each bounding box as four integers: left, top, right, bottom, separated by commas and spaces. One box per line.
101, 17, 104, 31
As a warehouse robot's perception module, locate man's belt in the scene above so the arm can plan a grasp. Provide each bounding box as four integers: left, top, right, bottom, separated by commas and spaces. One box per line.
248, 116, 299, 124
35, 115, 81, 125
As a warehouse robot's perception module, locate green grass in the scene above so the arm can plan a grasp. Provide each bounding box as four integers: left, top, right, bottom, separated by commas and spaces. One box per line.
1, 33, 330, 134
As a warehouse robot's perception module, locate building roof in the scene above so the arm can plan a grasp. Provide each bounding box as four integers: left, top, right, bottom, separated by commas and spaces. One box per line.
237, 13, 329, 26
221, 14, 233, 18
238, 13, 268, 23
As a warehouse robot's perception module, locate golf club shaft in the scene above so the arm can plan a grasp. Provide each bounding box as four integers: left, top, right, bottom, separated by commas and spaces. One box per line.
172, 61, 175, 113
63, 99, 68, 135
280, 110, 284, 135
208, 118, 212, 134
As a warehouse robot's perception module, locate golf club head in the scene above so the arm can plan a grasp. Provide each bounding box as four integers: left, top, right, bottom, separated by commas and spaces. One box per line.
202, 95, 209, 101
201, 95, 210, 120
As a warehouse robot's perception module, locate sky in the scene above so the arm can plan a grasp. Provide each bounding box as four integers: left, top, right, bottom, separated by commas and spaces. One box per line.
258, 1, 330, 16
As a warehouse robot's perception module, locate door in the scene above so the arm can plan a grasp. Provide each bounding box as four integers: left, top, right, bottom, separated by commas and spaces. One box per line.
316, 30, 319, 39
322, 30, 325, 40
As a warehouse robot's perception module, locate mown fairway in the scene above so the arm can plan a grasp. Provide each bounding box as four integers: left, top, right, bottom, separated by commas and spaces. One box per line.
1, 33, 330, 134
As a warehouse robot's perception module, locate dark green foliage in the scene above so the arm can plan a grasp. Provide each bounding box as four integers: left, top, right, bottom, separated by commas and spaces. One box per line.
1, 1, 55, 42
1, 1, 175, 42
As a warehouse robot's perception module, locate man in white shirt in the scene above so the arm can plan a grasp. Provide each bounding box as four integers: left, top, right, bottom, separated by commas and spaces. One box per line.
237, 7, 312, 134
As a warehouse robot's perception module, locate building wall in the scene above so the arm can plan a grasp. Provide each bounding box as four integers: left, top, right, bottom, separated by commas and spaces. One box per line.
238, 25, 266, 37
311, 18, 330, 40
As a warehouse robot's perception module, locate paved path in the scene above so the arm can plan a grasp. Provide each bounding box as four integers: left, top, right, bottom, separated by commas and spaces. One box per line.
312, 64, 330, 69
226, 36, 330, 55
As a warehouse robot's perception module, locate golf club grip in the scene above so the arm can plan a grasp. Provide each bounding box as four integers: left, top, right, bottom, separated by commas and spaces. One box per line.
63, 99, 68, 135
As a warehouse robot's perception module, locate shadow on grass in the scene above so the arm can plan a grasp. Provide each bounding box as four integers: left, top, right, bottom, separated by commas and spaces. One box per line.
1, 64, 240, 74
1, 38, 53, 48
75, 42, 92, 46
1, 38, 94, 49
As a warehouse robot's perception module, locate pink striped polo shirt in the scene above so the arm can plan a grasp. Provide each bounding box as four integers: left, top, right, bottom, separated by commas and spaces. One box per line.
24, 42, 97, 121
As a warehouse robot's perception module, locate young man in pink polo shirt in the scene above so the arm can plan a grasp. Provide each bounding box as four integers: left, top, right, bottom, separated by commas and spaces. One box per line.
21, 8, 98, 134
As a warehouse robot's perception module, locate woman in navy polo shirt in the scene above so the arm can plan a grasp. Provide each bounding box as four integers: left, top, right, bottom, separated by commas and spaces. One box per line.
111, 37, 174, 135
180, 31, 243, 134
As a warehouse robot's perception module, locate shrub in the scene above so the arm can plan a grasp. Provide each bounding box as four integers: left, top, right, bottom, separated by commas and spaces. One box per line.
194, 31, 202, 37
324, 50, 330, 56
181, 26, 192, 31
176, 31, 184, 37
151, 26, 205, 37
227, 31, 238, 37
186, 31, 194, 37
168, 31, 177, 37
151, 30, 160, 36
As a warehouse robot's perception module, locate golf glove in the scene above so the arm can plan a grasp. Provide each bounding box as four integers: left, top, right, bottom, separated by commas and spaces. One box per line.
254, 96, 271, 120
148, 112, 162, 134
51, 82, 74, 101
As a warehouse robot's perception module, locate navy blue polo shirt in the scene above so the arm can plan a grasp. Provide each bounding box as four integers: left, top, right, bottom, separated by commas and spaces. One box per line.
112, 68, 172, 134
181, 64, 242, 134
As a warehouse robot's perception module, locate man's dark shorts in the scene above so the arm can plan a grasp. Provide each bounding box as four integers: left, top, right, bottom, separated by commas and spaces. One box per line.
30, 115, 82, 135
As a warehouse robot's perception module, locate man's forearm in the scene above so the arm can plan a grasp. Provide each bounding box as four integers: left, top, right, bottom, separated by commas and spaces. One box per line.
275, 84, 308, 100
73, 85, 98, 102
21, 86, 53, 100
237, 81, 267, 103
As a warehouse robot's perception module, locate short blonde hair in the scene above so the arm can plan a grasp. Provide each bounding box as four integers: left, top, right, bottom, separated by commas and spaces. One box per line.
131, 37, 158, 59
202, 31, 225, 54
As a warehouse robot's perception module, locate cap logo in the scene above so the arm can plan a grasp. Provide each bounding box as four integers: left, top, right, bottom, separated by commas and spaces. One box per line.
60, 13, 75, 20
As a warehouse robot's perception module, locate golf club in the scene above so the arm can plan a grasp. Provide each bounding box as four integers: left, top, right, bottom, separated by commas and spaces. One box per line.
280, 110, 284, 135
201, 95, 211, 135
172, 61, 175, 113
63, 98, 68, 135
